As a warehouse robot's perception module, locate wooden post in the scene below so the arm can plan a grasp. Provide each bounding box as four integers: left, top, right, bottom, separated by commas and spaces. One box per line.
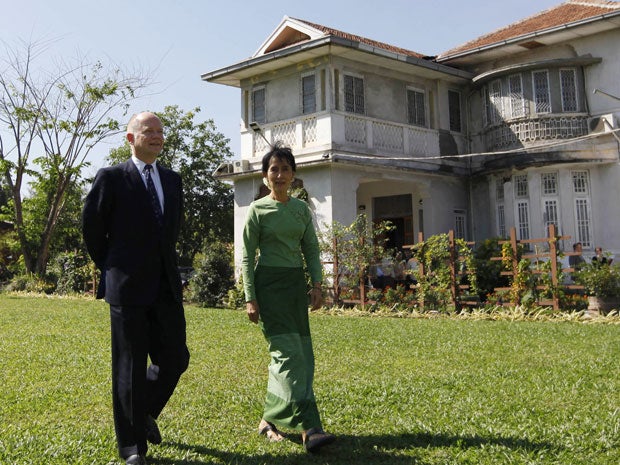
448, 230, 459, 311
417, 231, 425, 311
359, 235, 365, 311
509, 227, 519, 305
547, 224, 560, 311
332, 236, 339, 305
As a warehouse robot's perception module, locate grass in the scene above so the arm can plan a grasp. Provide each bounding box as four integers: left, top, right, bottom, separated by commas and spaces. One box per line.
0, 294, 618, 465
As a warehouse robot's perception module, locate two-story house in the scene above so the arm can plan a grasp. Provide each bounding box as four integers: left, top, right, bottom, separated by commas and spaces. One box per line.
202, 0, 620, 272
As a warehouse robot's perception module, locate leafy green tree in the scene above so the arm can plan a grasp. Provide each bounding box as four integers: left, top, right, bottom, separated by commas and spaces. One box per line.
0, 39, 150, 275
107, 105, 234, 265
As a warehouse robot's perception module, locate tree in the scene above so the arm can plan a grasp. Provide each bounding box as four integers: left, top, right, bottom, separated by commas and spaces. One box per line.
107, 105, 234, 265
0, 39, 150, 275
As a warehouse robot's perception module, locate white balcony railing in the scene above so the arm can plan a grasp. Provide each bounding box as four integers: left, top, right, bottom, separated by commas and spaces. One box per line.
484, 114, 589, 151
247, 112, 447, 159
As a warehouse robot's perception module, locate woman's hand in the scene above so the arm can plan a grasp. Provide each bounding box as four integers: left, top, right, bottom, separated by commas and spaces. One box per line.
246, 300, 260, 324
309, 286, 323, 310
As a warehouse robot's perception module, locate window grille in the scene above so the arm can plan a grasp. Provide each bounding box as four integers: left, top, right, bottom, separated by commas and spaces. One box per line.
497, 205, 506, 237
407, 89, 426, 127
517, 201, 531, 245
533, 71, 551, 113
496, 179, 504, 201
252, 88, 265, 124
514, 175, 528, 198
344, 75, 365, 114
508, 74, 526, 118
543, 199, 559, 234
448, 90, 462, 132
489, 80, 502, 124
560, 69, 577, 112
541, 172, 558, 196
454, 211, 466, 239
575, 198, 592, 248
302, 74, 316, 114
572, 171, 589, 194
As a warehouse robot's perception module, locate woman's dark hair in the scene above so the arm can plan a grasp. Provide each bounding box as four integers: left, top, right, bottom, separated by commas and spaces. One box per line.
261, 141, 296, 173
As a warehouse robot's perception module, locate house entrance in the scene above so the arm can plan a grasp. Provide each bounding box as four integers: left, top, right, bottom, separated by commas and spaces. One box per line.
373, 194, 413, 251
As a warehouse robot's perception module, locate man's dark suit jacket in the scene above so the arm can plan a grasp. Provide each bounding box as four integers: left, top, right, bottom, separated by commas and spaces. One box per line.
82, 159, 183, 306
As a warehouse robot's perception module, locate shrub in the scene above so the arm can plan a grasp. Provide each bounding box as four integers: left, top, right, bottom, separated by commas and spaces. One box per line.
47, 251, 93, 295
5, 273, 55, 294
189, 240, 234, 307
574, 262, 620, 299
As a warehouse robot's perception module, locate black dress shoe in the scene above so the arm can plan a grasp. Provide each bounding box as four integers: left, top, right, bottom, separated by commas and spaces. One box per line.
145, 415, 162, 445
125, 454, 147, 465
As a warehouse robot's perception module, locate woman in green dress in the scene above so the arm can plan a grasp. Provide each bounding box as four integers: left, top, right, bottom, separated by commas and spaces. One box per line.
242, 142, 335, 453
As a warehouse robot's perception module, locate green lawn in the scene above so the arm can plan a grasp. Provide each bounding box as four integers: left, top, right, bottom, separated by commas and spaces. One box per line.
0, 294, 618, 465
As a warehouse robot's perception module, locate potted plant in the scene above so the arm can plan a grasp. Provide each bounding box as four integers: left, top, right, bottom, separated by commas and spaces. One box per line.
573, 262, 620, 314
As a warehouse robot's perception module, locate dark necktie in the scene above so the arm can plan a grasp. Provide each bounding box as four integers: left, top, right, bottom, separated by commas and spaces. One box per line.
143, 164, 163, 227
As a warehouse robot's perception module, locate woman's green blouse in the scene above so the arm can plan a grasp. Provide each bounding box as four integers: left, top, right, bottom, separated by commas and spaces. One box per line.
242, 196, 322, 302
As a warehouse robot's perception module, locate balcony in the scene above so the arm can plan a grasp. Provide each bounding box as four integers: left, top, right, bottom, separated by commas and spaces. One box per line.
243, 111, 467, 162
483, 114, 589, 151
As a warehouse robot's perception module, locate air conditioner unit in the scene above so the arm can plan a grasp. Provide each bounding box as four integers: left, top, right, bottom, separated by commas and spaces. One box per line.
233, 159, 250, 173
588, 113, 616, 133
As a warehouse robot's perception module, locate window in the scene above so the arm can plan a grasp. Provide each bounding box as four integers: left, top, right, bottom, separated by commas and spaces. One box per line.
575, 199, 592, 248
572, 170, 589, 194
532, 71, 551, 113
516, 201, 531, 244
497, 204, 506, 237
560, 69, 577, 112
543, 199, 560, 236
514, 175, 528, 198
495, 179, 504, 201
407, 88, 426, 127
344, 75, 364, 114
252, 87, 266, 124
489, 80, 503, 124
454, 210, 466, 239
448, 90, 462, 132
541, 172, 558, 196
508, 74, 526, 118
301, 74, 316, 114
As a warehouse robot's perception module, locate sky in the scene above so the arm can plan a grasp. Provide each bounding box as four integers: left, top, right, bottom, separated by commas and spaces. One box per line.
2, 0, 564, 172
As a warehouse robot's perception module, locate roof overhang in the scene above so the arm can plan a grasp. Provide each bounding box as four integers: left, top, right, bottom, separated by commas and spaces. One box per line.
438, 11, 620, 66
202, 36, 473, 88
472, 55, 602, 85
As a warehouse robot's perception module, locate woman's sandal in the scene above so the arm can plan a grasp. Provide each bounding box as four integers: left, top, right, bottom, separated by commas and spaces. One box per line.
258, 420, 285, 442
302, 427, 336, 453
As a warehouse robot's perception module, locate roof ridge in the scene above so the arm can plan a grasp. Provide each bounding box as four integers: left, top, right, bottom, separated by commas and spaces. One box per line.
290, 17, 426, 59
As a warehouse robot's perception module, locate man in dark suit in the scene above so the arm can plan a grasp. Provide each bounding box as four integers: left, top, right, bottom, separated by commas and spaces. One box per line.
82, 112, 190, 465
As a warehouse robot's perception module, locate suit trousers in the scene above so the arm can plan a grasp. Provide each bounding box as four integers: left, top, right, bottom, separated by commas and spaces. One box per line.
109, 276, 190, 459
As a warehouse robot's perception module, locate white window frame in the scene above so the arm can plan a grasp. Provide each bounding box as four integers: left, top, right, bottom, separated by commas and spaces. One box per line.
516, 200, 531, 245
489, 79, 503, 124
454, 210, 466, 240
301, 72, 316, 115
574, 198, 592, 248
497, 204, 506, 238
508, 74, 526, 118
560, 68, 578, 113
542, 198, 561, 237
252, 86, 266, 124
572, 170, 589, 195
344, 73, 365, 115
532, 70, 551, 114
514, 175, 528, 198
541, 172, 558, 196
407, 86, 427, 127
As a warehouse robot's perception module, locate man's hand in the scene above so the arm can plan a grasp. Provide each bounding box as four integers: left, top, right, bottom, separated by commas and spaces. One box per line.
246, 300, 260, 324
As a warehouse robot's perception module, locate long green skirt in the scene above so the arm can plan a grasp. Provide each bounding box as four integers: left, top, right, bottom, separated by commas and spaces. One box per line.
255, 265, 322, 432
